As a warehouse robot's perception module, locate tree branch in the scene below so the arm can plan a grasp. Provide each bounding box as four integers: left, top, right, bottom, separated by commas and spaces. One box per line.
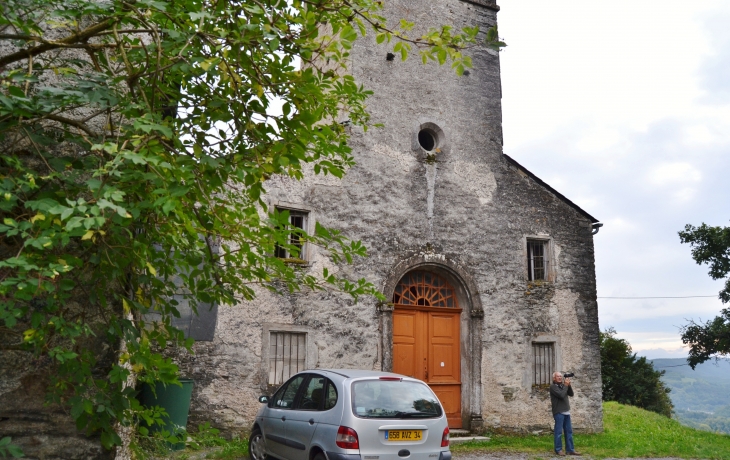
45, 114, 98, 138
0, 18, 116, 69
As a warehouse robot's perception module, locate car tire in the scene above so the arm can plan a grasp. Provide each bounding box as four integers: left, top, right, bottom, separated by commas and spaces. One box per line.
313, 451, 327, 460
249, 428, 268, 460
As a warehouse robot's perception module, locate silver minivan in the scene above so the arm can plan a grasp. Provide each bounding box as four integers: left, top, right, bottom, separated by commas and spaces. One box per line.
249, 369, 452, 460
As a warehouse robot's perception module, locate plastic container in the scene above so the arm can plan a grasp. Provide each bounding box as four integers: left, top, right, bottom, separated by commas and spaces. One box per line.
140, 378, 194, 450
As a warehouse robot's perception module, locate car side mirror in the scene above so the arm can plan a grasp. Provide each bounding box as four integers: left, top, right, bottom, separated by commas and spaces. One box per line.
259, 395, 269, 403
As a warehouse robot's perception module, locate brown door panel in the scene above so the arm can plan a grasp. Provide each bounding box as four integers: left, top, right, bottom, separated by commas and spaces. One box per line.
430, 314, 456, 338
428, 312, 460, 384
394, 308, 461, 428
393, 310, 416, 338
393, 310, 424, 380
431, 344, 458, 380
393, 343, 416, 378
431, 384, 462, 429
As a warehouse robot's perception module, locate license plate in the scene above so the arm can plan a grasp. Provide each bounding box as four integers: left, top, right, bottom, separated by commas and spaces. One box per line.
385, 430, 422, 441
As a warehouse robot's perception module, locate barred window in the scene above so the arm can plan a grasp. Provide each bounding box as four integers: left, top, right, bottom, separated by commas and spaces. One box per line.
527, 239, 549, 281
269, 331, 307, 385
533, 342, 555, 386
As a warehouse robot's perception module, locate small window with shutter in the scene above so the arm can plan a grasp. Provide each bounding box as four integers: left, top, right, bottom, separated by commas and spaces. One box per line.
268, 331, 307, 386
533, 342, 556, 386
527, 239, 551, 281
274, 208, 308, 261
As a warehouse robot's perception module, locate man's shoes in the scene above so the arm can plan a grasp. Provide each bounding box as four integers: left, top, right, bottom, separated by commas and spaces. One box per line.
555, 451, 565, 456
567, 452, 582, 456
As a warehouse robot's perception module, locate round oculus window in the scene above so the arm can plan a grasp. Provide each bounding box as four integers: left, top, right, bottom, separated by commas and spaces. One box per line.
418, 129, 436, 151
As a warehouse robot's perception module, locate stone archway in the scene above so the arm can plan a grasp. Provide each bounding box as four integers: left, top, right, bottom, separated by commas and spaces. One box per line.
380, 253, 484, 432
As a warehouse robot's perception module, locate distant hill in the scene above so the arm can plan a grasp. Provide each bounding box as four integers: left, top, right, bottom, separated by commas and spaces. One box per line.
651, 358, 730, 433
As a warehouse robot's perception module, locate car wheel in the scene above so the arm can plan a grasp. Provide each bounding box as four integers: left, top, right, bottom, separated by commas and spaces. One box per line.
249, 428, 268, 460
313, 451, 327, 460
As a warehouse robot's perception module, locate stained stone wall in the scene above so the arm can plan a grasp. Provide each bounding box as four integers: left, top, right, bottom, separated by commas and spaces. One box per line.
177, 0, 603, 437
0, 305, 115, 460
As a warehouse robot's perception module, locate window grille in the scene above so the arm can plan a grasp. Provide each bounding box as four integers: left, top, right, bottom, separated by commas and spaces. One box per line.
527, 240, 548, 281
274, 209, 308, 259
393, 271, 458, 308
269, 332, 306, 385
533, 342, 555, 386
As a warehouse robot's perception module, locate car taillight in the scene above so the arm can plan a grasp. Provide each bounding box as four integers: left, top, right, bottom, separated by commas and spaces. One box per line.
336, 426, 359, 449
441, 427, 450, 447
379, 377, 401, 381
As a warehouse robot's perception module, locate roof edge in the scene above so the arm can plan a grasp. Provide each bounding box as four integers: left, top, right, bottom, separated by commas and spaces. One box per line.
502, 154, 599, 224
458, 0, 500, 11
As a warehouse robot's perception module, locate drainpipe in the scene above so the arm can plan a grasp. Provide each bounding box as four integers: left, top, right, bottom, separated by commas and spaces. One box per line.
591, 222, 604, 235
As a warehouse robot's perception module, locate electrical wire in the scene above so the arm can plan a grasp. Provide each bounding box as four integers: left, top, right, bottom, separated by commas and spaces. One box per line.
598, 295, 717, 299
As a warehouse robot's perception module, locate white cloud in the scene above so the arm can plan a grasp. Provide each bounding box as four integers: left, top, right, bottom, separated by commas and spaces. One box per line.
684, 125, 715, 145
616, 331, 686, 355
648, 162, 702, 186
497, 1, 730, 353
575, 126, 623, 153
602, 217, 639, 235
645, 162, 702, 203
638, 347, 688, 359
499, 0, 719, 149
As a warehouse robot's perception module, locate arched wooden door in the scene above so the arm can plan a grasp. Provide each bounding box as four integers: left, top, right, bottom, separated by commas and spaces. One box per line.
392, 271, 462, 428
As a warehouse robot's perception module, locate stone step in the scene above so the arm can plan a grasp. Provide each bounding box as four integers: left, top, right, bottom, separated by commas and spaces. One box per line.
448, 429, 490, 443
449, 436, 490, 443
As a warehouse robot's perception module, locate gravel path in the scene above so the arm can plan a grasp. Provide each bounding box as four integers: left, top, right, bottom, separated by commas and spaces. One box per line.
167, 448, 694, 460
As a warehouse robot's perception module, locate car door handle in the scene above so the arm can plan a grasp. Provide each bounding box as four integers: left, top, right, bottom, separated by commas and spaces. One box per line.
309, 418, 315, 425
281, 416, 286, 421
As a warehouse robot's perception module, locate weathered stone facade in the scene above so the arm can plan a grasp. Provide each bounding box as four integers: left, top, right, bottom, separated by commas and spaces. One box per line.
178, 0, 603, 437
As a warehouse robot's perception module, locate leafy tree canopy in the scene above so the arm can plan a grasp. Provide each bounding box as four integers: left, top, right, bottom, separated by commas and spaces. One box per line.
600, 328, 674, 418
0, 0, 503, 450
678, 223, 730, 368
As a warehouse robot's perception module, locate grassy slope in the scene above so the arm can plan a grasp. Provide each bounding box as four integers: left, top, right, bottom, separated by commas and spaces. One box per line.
651, 358, 730, 412
167, 402, 730, 459
451, 402, 730, 459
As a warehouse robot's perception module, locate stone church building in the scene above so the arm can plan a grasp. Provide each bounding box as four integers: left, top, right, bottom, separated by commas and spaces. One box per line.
178, 0, 604, 436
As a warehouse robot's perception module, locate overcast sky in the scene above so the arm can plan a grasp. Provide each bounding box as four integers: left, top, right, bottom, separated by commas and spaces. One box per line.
498, 1, 730, 358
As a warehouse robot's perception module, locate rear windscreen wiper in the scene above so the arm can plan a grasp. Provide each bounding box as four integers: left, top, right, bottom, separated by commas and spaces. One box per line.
395, 411, 434, 418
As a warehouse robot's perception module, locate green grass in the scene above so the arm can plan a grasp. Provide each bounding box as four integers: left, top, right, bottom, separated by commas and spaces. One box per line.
157, 402, 730, 459
200, 437, 248, 459
451, 401, 730, 459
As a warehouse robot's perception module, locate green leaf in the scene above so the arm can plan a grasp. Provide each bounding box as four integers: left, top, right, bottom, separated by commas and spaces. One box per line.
60, 279, 75, 291
8, 86, 26, 98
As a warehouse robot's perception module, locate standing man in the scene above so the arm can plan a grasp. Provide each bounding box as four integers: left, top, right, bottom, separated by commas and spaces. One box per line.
550, 371, 581, 456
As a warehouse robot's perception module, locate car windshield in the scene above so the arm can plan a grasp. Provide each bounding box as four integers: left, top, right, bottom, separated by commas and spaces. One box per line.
351, 379, 443, 419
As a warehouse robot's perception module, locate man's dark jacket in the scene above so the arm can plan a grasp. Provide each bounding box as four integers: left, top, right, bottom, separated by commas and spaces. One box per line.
550, 383, 574, 415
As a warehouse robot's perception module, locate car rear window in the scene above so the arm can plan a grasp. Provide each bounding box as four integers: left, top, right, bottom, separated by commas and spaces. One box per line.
351, 379, 443, 419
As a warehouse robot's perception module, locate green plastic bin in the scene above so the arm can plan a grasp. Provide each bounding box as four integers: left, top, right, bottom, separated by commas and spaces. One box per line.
140, 379, 194, 450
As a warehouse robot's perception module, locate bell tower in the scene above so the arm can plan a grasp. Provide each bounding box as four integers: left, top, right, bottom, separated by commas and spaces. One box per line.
340, 0, 503, 431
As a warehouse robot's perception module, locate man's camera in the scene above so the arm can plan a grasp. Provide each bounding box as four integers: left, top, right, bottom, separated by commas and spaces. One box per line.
563, 372, 575, 378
